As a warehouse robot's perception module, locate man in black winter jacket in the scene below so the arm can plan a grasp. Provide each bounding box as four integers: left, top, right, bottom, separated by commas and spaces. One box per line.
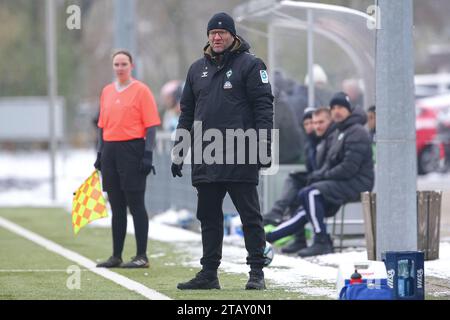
171, 12, 274, 290
265, 107, 338, 251
296, 92, 374, 257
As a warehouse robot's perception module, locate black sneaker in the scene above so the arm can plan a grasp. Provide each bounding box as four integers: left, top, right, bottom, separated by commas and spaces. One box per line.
281, 239, 307, 254
298, 234, 334, 258
120, 255, 149, 268
177, 270, 220, 290
96, 256, 122, 268
245, 270, 266, 290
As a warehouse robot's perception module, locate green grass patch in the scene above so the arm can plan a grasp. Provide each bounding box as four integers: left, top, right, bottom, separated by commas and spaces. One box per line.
0, 207, 331, 300
0, 227, 144, 300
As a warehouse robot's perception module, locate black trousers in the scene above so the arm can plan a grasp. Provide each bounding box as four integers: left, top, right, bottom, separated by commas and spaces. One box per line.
269, 172, 308, 217
101, 139, 149, 258
195, 183, 266, 271
107, 188, 149, 258
267, 172, 308, 242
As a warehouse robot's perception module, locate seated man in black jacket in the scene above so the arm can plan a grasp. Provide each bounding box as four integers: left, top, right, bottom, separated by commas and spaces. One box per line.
267, 107, 336, 253
266, 92, 374, 257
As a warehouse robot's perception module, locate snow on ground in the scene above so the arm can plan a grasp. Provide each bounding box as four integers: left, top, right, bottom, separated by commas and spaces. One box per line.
1, 149, 450, 299
417, 172, 450, 191
92, 214, 339, 298
93, 212, 450, 299
0, 150, 95, 210
424, 242, 450, 279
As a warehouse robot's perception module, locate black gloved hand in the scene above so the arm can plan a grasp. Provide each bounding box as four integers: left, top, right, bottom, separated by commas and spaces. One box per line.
171, 162, 183, 178
258, 144, 272, 169
140, 151, 155, 176
94, 152, 102, 171
289, 171, 308, 184
262, 212, 283, 227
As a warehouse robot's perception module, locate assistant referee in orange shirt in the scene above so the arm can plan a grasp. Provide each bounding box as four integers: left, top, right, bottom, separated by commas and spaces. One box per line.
95, 50, 161, 268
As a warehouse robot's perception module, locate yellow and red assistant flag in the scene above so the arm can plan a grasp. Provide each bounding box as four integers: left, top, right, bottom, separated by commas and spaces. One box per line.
71, 170, 108, 235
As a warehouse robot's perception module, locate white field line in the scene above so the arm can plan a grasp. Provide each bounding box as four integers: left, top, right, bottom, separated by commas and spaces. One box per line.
0, 269, 92, 272
0, 216, 171, 300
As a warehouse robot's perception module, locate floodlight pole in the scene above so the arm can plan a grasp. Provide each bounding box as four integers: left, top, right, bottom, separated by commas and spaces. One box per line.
307, 9, 315, 108
375, 0, 417, 260
45, 0, 57, 201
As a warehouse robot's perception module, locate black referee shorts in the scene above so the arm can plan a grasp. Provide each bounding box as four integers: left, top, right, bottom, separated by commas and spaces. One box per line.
101, 139, 146, 192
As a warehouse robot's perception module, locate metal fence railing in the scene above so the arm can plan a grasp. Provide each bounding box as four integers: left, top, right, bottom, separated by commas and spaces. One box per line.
145, 132, 257, 216
145, 131, 306, 218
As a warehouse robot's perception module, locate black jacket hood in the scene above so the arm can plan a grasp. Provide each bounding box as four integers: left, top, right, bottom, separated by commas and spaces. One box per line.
337, 108, 367, 131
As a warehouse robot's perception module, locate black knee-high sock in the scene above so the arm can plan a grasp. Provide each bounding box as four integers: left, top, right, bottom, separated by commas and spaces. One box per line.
125, 191, 149, 257
107, 188, 127, 259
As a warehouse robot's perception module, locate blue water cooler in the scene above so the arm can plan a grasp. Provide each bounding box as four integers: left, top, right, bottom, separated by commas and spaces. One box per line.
382, 251, 425, 300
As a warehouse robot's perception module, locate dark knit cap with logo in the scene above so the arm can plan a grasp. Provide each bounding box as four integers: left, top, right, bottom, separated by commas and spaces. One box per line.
329, 92, 353, 112
207, 12, 236, 36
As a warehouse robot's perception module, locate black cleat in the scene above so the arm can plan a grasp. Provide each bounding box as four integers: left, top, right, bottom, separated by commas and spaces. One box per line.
120, 255, 149, 268
96, 256, 123, 268
245, 270, 266, 290
298, 234, 334, 257
177, 270, 220, 290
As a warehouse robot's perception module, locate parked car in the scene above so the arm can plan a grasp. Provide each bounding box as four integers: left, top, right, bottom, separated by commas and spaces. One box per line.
415, 73, 450, 99
416, 94, 450, 174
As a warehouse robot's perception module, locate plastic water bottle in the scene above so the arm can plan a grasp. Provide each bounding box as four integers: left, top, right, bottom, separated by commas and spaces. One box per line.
350, 269, 363, 285
398, 259, 414, 297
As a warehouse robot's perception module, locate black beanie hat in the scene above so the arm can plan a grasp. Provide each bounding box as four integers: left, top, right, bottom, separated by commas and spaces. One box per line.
303, 107, 315, 122
330, 92, 353, 112
207, 12, 236, 36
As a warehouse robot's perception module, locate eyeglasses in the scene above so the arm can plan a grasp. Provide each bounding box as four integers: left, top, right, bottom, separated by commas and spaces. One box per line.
208, 30, 229, 38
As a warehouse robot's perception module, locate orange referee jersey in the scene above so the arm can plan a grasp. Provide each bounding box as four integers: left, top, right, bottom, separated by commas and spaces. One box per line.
98, 79, 161, 141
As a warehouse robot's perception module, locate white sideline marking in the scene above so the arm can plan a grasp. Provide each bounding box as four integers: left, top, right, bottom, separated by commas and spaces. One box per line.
0, 216, 171, 300
0, 269, 92, 272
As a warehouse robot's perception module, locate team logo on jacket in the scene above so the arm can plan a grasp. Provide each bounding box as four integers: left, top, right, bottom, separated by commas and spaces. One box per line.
226, 69, 232, 78
260, 70, 269, 83
201, 71, 208, 78
223, 81, 233, 89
